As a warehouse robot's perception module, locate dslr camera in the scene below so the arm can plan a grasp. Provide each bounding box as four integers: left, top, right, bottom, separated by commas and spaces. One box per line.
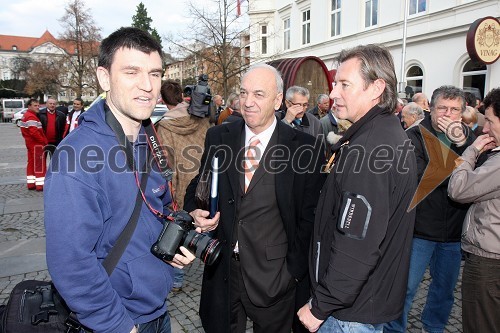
183, 74, 212, 118
151, 210, 221, 266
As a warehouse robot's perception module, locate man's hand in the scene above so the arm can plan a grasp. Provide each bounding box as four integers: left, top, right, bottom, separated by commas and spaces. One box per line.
297, 303, 324, 332
284, 104, 304, 123
472, 134, 496, 153
165, 246, 195, 269
189, 209, 220, 233
437, 116, 466, 146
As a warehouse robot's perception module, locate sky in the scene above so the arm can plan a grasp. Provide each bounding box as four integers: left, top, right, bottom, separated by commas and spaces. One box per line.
0, 0, 192, 45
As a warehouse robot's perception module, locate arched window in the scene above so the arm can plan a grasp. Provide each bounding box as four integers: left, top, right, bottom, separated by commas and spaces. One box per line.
462, 59, 486, 100
405, 65, 423, 98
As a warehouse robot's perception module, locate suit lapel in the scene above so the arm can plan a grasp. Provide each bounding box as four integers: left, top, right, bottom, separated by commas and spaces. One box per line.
275, 122, 297, 203
221, 121, 245, 198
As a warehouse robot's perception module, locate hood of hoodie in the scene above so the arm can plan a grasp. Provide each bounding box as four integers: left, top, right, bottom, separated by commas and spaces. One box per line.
157, 102, 209, 136
77, 99, 117, 138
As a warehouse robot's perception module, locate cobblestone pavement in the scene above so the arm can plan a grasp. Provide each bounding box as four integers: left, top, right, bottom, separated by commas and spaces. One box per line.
0, 123, 463, 332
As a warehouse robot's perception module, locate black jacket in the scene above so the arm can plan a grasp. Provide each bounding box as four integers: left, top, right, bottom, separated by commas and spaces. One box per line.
310, 107, 417, 324
38, 108, 67, 145
406, 116, 474, 242
184, 118, 325, 333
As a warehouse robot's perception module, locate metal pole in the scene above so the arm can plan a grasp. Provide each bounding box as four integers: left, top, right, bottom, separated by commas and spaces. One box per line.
399, 0, 410, 97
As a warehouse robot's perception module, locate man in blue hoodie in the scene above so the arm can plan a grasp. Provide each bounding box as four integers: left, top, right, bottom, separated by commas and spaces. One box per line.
44, 27, 195, 333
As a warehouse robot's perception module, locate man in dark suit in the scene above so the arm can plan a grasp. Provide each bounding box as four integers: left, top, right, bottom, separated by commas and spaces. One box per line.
38, 97, 66, 156
184, 63, 325, 333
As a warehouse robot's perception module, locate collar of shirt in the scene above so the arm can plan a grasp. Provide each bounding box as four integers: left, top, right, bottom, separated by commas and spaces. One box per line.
493, 146, 500, 152
244, 116, 277, 151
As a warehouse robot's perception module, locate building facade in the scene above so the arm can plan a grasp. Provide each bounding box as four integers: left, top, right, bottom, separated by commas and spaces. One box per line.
0, 30, 96, 102
248, 0, 499, 100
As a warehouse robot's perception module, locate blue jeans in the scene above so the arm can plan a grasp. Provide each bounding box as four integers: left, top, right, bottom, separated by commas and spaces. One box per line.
318, 316, 383, 333
137, 311, 171, 333
172, 267, 184, 288
384, 238, 461, 333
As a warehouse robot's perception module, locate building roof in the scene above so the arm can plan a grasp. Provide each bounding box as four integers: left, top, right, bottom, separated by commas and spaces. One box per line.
0, 30, 75, 54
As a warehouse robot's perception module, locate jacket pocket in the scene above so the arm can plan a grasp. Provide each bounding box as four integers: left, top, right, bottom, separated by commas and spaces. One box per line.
265, 242, 288, 260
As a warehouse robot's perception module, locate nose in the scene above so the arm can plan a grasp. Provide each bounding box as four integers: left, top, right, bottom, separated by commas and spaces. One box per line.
329, 84, 340, 101
138, 73, 153, 92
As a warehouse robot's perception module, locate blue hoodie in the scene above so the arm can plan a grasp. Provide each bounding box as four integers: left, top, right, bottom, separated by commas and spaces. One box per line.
44, 99, 173, 333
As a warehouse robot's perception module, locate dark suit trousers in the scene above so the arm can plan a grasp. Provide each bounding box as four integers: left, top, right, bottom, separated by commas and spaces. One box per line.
230, 258, 295, 333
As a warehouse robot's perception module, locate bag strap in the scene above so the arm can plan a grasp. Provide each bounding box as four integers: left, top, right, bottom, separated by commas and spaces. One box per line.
101, 171, 149, 275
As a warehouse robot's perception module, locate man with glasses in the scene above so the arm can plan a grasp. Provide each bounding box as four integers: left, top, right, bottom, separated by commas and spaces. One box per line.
386, 85, 476, 333
281, 85, 322, 138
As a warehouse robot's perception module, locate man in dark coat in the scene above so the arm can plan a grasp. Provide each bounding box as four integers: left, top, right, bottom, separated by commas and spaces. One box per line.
184, 63, 324, 333
38, 97, 66, 156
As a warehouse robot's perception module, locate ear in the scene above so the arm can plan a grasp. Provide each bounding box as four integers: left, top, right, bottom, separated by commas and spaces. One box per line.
275, 92, 283, 110
96, 67, 110, 92
371, 79, 386, 102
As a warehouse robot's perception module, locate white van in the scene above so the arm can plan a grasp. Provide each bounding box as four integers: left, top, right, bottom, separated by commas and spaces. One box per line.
2, 99, 25, 121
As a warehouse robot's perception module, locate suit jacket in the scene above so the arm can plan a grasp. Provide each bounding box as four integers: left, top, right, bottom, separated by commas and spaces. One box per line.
38, 108, 67, 145
184, 117, 325, 333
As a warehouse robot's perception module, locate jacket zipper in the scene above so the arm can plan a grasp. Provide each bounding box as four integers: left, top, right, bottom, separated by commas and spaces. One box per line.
315, 241, 321, 282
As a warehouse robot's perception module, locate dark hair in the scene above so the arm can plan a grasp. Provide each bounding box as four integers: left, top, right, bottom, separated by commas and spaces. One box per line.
336, 44, 397, 112
27, 98, 39, 107
463, 92, 477, 108
430, 86, 466, 112
160, 80, 183, 105
98, 27, 163, 70
73, 97, 84, 104
483, 87, 500, 118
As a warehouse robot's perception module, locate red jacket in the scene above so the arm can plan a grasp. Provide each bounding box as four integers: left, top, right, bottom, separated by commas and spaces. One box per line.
20, 110, 48, 146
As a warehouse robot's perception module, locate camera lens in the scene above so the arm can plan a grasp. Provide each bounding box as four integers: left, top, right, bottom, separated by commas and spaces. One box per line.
183, 231, 222, 266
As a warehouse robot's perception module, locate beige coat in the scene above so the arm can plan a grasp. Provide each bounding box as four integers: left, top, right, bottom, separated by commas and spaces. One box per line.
448, 145, 500, 259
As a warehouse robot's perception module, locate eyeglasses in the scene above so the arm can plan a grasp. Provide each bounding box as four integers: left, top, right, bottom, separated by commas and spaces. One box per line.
434, 105, 462, 115
287, 100, 309, 108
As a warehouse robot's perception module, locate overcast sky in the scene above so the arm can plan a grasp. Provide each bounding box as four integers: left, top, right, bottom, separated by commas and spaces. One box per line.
0, 0, 192, 46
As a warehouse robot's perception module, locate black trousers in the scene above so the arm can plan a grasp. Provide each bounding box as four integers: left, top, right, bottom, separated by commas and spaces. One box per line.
462, 252, 500, 333
229, 258, 295, 333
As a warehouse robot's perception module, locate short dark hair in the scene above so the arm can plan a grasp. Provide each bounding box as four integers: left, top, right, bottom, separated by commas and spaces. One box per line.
27, 98, 39, 107
430, 86, 466, 112
483, 88, 500, 118
98, 27, 163, 70
463, 92, 477, 108
73, 97, 84, 104
336, 44, 397, 112
160, 80, 183, 105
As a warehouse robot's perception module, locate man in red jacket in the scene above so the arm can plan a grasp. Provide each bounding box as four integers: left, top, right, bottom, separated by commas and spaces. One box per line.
20, 99, 48, 191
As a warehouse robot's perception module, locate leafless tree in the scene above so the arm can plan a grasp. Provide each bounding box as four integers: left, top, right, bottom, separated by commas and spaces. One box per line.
58, 0, 102, 99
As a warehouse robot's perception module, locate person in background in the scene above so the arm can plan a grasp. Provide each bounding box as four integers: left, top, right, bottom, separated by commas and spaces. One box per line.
20, 98, 47, 191
156, 79, 211, 292
386, 85, 475, 333
45, 27, 195, 333
307, 94, 330, 119
65, 97, 85, 136
464, 91, 485, 128
412, 92, 430, 112
462, 106, 483, 136
38, 97, 66, 156
298, 44, 417, 333
217, 92, 239, 125
281, 85, 322, 138
184, 63, 324, 333
401, 102, 425, 130
448, 87, 500, 333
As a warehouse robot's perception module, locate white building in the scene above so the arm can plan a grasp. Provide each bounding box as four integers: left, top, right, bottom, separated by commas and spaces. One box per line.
248, 0, 499, 100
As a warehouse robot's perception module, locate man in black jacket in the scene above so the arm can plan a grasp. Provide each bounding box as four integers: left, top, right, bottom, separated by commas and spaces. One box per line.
385, 85, 475, 333
297, 44, 417, 333
184, 63, 324, 333
38, 97, 66, 156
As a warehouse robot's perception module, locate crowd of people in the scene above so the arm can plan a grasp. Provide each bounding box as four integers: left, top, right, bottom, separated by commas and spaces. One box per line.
19, 26, 498, 333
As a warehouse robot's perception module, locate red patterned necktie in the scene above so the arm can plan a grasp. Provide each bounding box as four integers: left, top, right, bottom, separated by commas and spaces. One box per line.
244, 136, 261, 192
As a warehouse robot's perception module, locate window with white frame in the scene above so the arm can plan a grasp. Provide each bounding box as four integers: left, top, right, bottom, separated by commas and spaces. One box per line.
331, 0, 341, 37
283, 18, 291, 50
302, 9, 311, 45
405, 65, 423, 99
409, 0, 426, 15
462, 59, 487, 101
365, 0, 378, 28
261, 25, 268, 54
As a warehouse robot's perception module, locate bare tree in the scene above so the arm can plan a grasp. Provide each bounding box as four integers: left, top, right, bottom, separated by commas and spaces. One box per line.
165, 0, 277, 98
58, 0, 101, 99
25, 59, 62, 101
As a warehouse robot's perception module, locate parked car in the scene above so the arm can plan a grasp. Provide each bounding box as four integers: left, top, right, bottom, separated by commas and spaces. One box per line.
13, 108, 28, 126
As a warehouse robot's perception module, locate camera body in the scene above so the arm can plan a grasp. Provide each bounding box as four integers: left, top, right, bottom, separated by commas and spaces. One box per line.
151, 210, 221, 266
183, 74, 212, 118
